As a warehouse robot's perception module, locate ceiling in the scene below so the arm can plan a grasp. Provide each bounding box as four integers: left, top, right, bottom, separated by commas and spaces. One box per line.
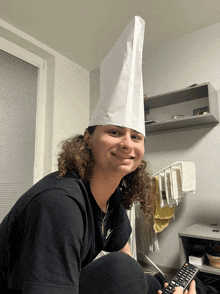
1, 0, 220, 71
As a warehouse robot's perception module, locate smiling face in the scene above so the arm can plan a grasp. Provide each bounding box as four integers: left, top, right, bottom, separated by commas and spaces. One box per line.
84, 125, 145, 178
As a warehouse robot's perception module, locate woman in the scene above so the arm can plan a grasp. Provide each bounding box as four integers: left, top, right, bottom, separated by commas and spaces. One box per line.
0, 124, 198, 294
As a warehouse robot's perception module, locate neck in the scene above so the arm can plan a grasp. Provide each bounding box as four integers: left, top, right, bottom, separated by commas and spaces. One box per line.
89, 169, 122, 212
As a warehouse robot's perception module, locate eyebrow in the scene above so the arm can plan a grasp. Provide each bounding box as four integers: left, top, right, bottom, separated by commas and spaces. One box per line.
114, 125, 142, 135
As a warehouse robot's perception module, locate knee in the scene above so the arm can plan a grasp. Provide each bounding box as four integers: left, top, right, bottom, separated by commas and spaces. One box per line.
79, 252, 147, 294
104, 252, 145, 280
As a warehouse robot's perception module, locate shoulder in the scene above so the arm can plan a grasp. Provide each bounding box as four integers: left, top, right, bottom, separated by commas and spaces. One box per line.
27, 190, 86, 232
27, 171, 87, 204
30, 171, 89, 212
6, 171, 89, 226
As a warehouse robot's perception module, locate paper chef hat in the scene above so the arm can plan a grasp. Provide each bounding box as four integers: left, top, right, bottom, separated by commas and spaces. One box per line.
89, 16, 146, 136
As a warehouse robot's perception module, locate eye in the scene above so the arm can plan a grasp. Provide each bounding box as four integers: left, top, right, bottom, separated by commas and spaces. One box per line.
108, 129, 120, 136
131, 133, 144, 141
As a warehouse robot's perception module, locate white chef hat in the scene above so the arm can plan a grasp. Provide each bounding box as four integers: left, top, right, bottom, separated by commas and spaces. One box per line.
89, 16, 145, 136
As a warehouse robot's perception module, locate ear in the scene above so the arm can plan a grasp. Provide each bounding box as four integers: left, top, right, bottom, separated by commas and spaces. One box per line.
84, 130, 91, 148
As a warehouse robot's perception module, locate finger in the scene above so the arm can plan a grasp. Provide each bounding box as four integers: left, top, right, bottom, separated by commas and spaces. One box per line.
164, 282, 169, 288
188, 280, 196, 293
173, 287, 183, 294
158, 291, 162, 294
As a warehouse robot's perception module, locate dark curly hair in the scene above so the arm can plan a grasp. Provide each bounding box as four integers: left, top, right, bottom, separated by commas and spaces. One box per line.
57, 126, 154, 221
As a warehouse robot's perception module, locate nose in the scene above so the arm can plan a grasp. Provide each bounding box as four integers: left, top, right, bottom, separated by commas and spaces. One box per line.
119, 134, 133, 152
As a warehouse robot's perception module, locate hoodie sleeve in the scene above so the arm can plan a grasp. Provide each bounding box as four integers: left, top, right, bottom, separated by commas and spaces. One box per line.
8, 190, 85, 294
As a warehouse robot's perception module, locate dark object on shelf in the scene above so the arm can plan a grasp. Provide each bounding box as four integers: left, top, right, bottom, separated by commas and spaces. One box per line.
207, 242, 220, 257
189, 244, 206, 266
145, 120, 156, 124
206, 242, 220, 269
193, 106, 209, 116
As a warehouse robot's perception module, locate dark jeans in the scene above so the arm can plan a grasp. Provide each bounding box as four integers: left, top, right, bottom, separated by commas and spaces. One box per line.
79, 252, 162, 294
3, 252, 207, 293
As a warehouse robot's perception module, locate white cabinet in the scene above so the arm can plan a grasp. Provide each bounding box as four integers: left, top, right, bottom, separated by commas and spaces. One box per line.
179, 223, 220, 276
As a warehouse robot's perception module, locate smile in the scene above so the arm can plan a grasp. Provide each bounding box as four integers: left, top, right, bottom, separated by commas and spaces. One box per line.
111, 153, 135, 160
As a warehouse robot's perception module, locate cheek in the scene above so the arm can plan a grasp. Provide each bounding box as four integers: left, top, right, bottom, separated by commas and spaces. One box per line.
138, 144, 145, 159
91, 141, 109, 164
132, 147, 143, 169
91, 144, 102, 161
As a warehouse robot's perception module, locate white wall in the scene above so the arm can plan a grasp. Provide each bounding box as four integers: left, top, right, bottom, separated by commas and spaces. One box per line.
90, 68, 100, 119
0, 19, 90, 178
143, 23, 220, 96
52, 56, 90, 170
141, 22, 220, 269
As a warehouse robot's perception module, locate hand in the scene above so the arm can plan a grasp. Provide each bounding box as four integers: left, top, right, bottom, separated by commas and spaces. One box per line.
184, 280, 196, 294
157, 280, 196, 294
157, 283, 168, 294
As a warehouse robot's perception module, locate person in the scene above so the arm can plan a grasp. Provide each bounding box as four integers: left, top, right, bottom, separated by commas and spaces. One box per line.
0, 16, 199, 293
0, 124, 197, 294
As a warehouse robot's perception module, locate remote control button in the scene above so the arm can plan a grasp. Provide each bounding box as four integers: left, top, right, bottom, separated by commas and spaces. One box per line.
182, 281, 188, 287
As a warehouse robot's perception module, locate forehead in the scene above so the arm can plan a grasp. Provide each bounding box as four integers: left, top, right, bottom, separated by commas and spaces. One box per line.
94, 125, 145, 140
97, 125, 140, 133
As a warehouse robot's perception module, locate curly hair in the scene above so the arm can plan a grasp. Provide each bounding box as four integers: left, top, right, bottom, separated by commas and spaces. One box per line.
57, 127, 154, 221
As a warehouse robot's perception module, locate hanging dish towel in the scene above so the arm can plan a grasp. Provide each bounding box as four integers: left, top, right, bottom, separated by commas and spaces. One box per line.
153, 177, 175, 233
154, 162, 196, 208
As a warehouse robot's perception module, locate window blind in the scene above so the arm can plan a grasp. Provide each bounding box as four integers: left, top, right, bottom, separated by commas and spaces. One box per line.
0, 49, 38, 222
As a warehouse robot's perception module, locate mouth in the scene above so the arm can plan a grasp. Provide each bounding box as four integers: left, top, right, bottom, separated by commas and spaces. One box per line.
111, 153, 135, 160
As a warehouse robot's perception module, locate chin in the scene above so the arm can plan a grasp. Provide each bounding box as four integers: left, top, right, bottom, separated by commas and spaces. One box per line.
117, 166, 137, 177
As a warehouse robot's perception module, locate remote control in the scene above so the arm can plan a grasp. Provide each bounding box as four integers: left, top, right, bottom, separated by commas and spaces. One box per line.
162, 263, 199, 294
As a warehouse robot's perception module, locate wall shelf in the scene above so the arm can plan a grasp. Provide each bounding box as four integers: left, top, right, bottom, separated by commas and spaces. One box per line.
144, 83, 219, 134
179, 223, 220, 276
